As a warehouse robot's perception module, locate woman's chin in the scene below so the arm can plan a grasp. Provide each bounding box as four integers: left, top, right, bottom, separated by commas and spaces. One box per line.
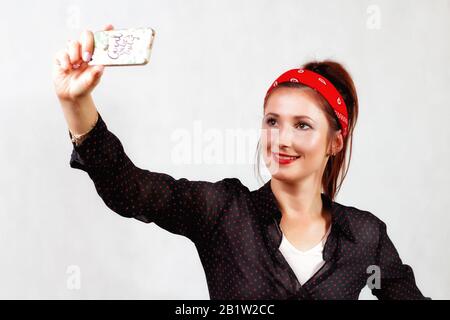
268, 164, 300, 180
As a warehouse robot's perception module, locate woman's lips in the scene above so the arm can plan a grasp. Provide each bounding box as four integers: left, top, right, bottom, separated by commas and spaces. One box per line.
272, 152, 301, 165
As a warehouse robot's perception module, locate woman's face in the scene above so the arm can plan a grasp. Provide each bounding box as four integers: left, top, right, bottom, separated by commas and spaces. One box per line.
261, 87, 340, 183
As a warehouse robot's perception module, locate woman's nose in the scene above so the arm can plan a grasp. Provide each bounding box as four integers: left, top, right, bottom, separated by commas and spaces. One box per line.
273, 126, 294, 147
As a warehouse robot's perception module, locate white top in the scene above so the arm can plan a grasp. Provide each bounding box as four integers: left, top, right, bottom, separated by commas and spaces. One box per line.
279, 225, 332, 286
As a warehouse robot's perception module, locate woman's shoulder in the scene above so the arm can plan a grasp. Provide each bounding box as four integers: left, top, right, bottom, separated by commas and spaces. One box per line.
213, 177, 250, 193
334, 201, 387, 244
341, 202, 384, 224
200, 177, 251, 200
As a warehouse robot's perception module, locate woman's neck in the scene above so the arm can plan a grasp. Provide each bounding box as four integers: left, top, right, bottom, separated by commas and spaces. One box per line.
270, 177, 324, 221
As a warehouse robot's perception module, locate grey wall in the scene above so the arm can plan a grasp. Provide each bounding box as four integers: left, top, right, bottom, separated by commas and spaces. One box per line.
0, 0, 448, 299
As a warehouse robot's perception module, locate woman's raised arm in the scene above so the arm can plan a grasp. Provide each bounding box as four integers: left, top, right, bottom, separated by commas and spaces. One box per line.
68, 112, 244, 243
54, 26, 246, 243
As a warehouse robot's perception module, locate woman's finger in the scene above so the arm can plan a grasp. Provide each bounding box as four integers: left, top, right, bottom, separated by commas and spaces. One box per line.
103, 24, 114, 31
55, 50, 71, 72
67, 40, 81, 67
80, 30, 94, 62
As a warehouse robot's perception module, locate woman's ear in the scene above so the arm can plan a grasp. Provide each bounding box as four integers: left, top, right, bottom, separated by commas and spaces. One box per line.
334, 130, 344, 153
327, 130, 344, 156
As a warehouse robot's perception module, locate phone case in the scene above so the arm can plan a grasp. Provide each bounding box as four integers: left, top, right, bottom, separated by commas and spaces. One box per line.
89, 27, 156, 66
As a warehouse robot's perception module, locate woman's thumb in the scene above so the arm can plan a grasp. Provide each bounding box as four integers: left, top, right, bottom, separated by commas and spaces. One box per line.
83, 65, 104, 89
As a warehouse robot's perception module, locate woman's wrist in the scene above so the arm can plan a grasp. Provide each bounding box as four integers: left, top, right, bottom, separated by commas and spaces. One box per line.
69, 112, 99, 146
60, 94, 99, 136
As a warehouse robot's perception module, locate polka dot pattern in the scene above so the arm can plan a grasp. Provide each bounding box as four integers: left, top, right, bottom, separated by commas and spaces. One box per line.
68, 112, 430, 300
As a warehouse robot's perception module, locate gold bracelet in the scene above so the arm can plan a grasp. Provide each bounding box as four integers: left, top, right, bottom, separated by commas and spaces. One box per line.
70, 116, 99, 146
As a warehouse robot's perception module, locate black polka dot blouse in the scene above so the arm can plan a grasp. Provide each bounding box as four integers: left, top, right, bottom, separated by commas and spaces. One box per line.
68, 112, 430, 300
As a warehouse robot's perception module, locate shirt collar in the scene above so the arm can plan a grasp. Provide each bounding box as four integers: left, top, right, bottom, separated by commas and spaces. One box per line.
253, 179, 356, 243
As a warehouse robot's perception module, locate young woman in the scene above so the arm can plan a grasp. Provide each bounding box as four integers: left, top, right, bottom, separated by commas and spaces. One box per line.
53, 25, 430, 300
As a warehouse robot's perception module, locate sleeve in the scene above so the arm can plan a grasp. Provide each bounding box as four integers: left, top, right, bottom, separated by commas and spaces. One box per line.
68, 111, 244, 244
371, 220, 431, 300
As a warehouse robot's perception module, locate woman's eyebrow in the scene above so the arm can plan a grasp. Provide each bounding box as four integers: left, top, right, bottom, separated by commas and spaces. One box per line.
265, 112, 314, 122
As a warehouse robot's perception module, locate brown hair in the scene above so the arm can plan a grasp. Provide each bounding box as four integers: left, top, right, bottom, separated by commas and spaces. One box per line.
254, 60, 359, 201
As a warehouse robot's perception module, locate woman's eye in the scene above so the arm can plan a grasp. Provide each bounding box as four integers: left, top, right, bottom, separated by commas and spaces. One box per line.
265, 118, 311, 130
266, 118, 276, 126
296, 122, 311, 130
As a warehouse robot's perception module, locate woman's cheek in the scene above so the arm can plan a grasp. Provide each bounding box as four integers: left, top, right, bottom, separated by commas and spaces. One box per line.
291, 135, 326, 166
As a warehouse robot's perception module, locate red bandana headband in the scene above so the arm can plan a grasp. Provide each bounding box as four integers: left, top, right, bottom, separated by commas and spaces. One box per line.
264, 68, 349, 138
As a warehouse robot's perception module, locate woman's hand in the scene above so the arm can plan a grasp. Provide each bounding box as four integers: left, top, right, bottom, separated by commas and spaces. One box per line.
53, 24, 114, 136
53, 24, 114, 102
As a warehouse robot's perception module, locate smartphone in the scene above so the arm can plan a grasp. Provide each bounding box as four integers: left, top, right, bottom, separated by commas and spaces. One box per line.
89, 27, 156, 66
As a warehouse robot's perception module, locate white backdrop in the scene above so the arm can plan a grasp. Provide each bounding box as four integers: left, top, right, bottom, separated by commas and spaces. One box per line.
0, 0, 448, 299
